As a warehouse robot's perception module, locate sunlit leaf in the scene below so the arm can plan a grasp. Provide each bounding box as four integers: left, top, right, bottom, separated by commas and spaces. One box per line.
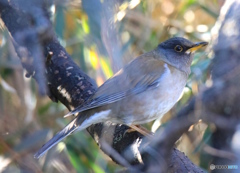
89, 49, 99, 70
100, 57, 113, 79
82, 15, 90, 34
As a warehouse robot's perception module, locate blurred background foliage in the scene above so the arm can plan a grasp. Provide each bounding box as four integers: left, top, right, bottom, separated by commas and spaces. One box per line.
0, 0, 223, 172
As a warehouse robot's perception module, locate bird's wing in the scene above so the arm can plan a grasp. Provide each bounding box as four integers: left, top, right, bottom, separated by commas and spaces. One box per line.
65, 53, 168, 117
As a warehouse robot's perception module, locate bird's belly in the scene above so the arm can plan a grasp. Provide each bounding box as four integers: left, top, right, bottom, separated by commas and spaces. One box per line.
129, 87, 183, 124
112, 71, 187, 125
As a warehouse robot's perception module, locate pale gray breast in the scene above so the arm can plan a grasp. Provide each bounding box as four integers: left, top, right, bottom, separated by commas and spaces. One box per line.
154, 64, 188, 114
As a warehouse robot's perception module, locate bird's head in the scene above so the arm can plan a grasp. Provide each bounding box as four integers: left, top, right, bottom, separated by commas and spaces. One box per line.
154, 37, 208, 75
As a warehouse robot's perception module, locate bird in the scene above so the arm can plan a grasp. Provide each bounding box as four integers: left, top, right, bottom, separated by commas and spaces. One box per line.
34, 37, 208, 158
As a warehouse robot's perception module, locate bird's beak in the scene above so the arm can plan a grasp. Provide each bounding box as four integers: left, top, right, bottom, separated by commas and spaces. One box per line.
188, 42, 208, 53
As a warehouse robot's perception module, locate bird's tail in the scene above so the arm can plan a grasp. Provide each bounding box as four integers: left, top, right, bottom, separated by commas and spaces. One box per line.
34, 109, 111, 159
34, 118, 79, 159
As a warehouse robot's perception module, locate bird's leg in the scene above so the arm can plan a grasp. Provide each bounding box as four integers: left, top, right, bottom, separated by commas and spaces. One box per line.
127, 125, 154, 138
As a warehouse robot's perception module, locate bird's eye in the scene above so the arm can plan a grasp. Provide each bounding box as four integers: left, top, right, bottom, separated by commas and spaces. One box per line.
174, 45, 183, 52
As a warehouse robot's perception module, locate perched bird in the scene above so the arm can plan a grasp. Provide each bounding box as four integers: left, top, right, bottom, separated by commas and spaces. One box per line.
34, 37, 208, 158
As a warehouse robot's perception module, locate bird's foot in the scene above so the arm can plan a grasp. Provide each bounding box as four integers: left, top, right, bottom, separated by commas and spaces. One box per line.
125, 125, 154, 139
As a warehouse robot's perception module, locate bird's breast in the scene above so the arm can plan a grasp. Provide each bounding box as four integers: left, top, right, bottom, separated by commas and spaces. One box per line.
116, 64, 188, 125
